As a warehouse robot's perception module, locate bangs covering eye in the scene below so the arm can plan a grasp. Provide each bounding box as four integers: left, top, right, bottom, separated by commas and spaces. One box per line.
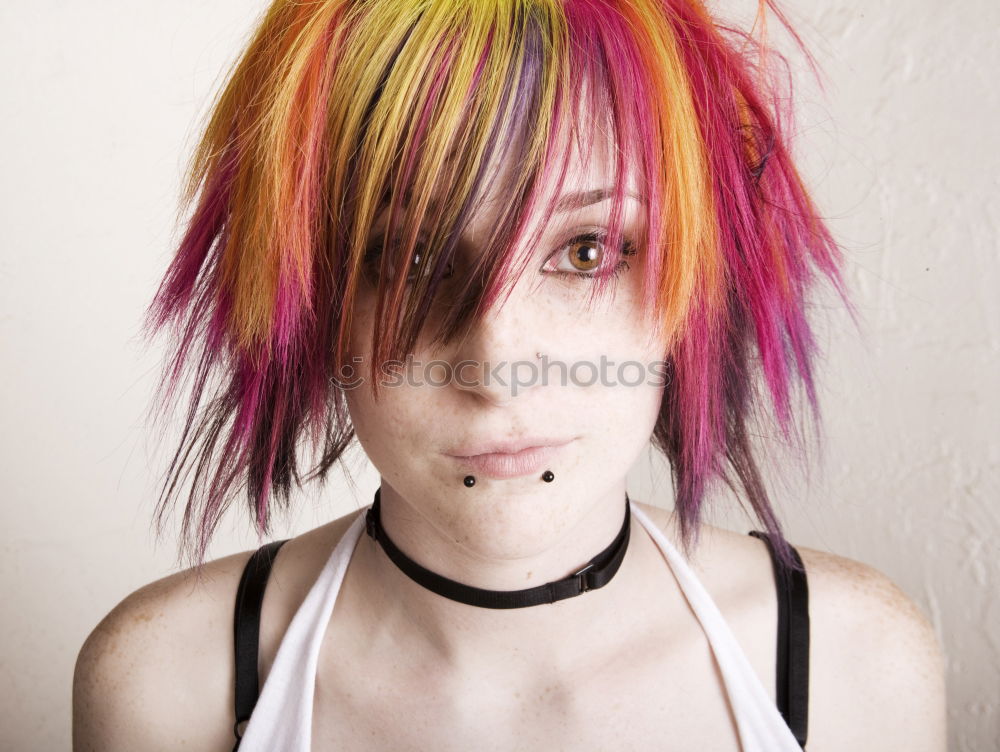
143, 0, 854, 569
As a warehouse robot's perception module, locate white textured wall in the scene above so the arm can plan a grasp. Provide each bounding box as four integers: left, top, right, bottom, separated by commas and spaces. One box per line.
1, 2, 996, 750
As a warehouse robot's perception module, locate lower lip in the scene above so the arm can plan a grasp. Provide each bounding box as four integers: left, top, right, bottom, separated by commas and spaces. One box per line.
449, 441, 573, 479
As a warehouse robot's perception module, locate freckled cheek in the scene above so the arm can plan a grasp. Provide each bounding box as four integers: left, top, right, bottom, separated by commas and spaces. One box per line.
598, 372, 665, 431
585, 315, 667, 443
346, 380, 441, 466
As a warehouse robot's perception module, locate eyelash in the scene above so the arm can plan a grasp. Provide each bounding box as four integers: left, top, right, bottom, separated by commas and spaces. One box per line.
363, 231, 636, 284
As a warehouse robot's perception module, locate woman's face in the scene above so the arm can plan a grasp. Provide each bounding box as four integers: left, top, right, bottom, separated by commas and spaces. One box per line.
344, 123, 668, 556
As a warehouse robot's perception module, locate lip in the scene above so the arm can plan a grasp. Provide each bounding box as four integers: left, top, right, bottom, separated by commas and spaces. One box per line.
446, 437, 575, 479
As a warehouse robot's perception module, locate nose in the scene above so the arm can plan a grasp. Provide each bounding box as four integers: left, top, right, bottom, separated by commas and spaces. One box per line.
449, 284, 547, 407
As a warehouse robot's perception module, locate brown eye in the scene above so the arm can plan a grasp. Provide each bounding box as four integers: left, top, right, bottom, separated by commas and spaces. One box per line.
362, 242, 453, 284
407, 249, 456, 282
546, 232, 636, 281
567, 238, 602, 272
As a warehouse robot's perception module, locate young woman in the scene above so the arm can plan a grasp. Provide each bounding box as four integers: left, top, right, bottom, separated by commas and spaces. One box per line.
73, 1, 946, 749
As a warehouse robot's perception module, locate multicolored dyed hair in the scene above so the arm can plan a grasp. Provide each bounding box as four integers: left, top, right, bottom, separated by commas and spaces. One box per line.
143, 0, 854, 568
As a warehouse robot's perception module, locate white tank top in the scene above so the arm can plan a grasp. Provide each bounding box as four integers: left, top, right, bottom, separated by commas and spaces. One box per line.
237, 503, 804, 751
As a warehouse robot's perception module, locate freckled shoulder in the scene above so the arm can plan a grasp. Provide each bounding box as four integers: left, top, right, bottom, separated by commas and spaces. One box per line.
629, 500, 947, 751
72, 547, 257, 751
72, 511, 360, 752
791, 544, 947, 750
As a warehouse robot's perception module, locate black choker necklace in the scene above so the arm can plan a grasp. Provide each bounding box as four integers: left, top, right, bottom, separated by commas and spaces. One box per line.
364, 488, 632, 609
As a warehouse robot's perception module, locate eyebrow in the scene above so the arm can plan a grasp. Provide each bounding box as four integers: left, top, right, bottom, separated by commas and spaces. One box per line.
554, 188, 646, 212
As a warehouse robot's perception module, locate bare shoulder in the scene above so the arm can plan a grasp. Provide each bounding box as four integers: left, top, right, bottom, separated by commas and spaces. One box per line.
631, 502, 946, 751
72, 510, 360, 752
72, 546, 254, 751
793, 543, 947, 750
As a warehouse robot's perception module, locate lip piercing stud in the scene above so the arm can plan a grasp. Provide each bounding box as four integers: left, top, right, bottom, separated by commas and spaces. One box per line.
463, 471, 553, 485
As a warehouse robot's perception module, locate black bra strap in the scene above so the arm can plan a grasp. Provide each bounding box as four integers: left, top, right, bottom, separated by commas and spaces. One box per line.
748, 531, 810, 748
232, 539, 288, 751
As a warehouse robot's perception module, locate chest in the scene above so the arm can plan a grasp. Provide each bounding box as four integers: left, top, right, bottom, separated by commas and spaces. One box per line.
311, 629, 749, 751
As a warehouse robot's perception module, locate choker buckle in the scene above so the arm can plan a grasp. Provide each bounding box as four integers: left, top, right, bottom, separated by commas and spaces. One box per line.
572, 562, 596, 593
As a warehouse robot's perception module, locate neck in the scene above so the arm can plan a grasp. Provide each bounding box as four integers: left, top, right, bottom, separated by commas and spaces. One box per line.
345, 481, 669, 678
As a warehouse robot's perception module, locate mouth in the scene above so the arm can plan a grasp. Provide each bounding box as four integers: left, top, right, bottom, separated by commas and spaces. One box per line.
445, 438, 575, 479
